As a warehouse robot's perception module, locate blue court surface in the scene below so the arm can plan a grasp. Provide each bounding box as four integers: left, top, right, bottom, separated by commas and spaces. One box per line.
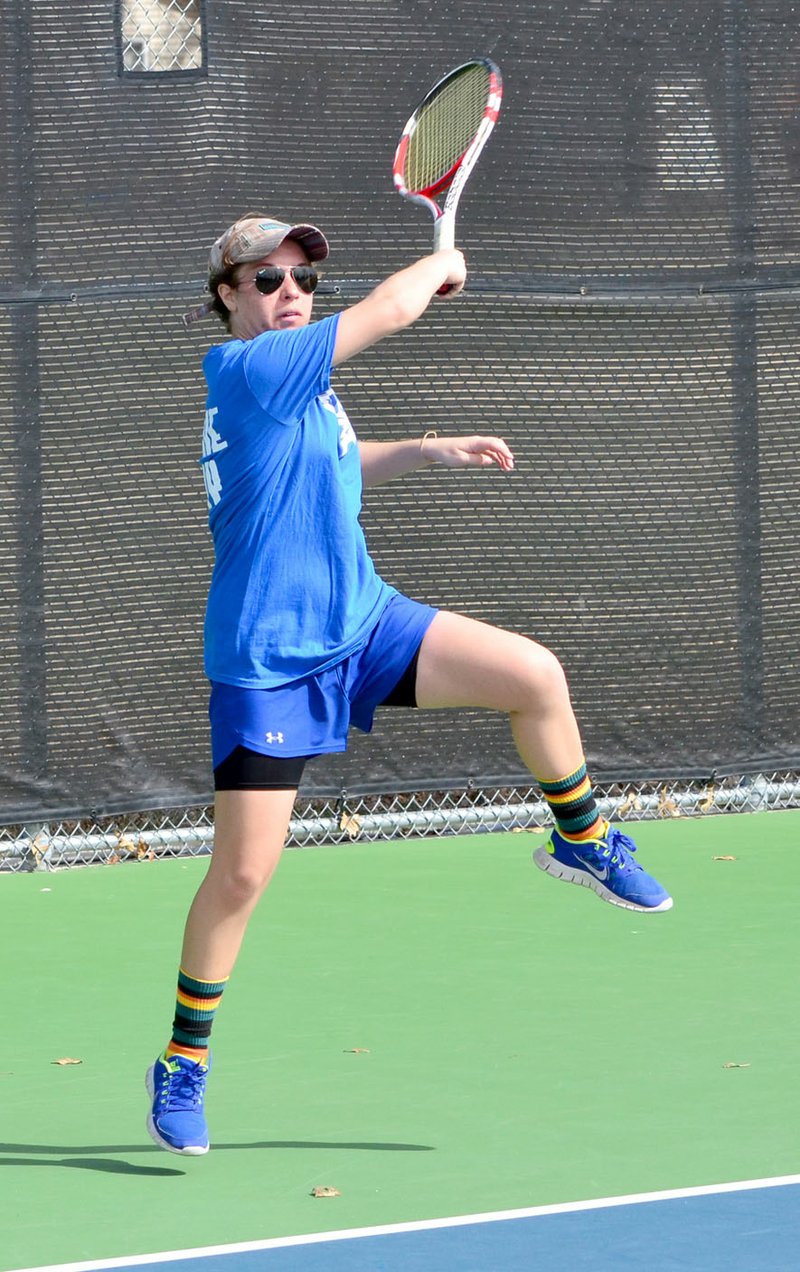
13, 1177, 800, 1272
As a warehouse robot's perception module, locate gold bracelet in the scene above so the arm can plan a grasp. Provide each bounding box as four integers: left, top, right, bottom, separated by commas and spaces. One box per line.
420, 429, 438, 464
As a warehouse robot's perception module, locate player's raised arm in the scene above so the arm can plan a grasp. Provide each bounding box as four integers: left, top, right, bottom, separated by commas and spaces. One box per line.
332, 249, 466, 365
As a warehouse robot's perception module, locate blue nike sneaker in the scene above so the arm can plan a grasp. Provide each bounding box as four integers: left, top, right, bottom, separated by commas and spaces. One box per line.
146, 1052, 211, 1155
533, 822, 672, 913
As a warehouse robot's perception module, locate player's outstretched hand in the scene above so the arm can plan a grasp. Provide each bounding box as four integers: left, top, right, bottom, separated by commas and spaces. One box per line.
423, 434, 515, 470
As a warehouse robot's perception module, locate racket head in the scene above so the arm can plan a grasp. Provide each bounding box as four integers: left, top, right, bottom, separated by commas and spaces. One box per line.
392, 58, 502, 219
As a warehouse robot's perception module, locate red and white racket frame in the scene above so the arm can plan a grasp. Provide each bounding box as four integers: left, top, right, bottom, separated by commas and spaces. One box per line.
392, 59, 503, 252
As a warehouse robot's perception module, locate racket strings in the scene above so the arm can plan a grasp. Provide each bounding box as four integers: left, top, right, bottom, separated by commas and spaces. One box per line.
404, 63, 492, 195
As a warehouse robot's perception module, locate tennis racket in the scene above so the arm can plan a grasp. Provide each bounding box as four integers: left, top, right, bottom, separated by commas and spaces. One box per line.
392, 58, 502, 278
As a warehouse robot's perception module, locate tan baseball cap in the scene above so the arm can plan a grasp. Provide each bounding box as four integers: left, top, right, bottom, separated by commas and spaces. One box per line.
208, 214, 329, 288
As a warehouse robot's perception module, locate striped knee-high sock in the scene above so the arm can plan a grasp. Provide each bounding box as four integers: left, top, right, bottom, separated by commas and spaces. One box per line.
165, 968, 228, 1066
539, 762, 604, 842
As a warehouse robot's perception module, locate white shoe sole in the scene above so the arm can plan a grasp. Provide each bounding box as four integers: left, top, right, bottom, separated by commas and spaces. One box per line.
532, 846, 673, 913
145, 1063, 210, 1156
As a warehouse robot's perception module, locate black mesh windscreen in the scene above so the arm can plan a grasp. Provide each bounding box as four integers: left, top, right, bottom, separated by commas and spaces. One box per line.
1, 0, 798, 819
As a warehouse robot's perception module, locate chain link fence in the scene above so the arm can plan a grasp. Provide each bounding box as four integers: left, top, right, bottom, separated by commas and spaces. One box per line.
3, 772, 797, 873
119, 0, 203, 73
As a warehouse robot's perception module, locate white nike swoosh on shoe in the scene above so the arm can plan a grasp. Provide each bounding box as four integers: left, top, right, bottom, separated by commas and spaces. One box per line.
575, 856, 609, 881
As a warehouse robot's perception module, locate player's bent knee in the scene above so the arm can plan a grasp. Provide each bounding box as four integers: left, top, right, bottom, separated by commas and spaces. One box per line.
517, 644, 569, 712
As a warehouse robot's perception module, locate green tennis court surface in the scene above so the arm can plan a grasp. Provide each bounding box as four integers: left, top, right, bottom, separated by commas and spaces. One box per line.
3, 811, 798, 1270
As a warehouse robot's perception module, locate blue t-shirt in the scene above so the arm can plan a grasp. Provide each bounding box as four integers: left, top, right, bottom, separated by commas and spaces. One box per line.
201, 312, 395, 687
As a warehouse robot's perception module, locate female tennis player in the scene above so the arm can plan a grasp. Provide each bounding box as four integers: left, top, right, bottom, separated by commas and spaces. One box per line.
146, 214, 672, 1155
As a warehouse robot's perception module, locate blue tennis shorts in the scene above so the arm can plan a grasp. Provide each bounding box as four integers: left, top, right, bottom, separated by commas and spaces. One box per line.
209, 594, 438, 767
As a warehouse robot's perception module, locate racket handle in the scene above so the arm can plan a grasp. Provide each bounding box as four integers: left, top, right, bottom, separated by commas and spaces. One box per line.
434, 213, 458, 293
433, 214, 455, 252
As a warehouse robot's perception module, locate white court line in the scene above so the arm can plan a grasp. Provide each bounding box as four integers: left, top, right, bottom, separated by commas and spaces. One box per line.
9, 1173, 800, 1272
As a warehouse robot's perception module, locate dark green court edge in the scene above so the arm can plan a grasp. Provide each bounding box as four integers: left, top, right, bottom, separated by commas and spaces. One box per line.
2, 810, 798, 1270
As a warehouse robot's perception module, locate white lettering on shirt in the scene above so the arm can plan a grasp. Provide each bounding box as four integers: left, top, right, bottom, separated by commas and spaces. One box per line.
319, 389, 357, 458
201, 406, 228, 507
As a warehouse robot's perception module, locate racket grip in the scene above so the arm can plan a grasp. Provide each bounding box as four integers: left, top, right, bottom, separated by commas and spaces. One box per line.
433, 214, 457, 293
433, 215, 455, 252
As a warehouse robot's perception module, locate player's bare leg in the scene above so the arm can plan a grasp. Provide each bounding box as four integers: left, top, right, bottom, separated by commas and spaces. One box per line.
416, 611, 672, 914
180, 787, 296, 979
415, 610, 584, 775
146, 787, 296, 1155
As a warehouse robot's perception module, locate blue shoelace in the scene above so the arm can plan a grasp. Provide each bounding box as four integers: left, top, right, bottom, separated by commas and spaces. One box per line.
158, 1062, 206, 1112
600, 825, 641, 870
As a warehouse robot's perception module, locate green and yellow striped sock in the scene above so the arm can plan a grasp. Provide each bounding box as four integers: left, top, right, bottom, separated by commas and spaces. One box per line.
165, 967, 228, 1066
539, 762, 604, 842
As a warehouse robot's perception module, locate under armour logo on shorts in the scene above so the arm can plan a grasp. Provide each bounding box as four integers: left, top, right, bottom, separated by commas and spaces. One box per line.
265, 731, 285, 744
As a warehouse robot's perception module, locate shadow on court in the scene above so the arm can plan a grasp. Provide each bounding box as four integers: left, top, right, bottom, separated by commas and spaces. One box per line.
0, 1138, 435, 1179
0, 1139, 434, 1155
0, 1155, 185, 1177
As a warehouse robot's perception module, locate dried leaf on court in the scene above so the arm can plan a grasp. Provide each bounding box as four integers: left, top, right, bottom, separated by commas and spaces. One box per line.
339, 812, 362, 838
52, 1057, 82, 1066
117, 834, 137, 856
713, 855, 737, 861
311, 1186, 341, 1198
722, 1062, 750, 1069
344, 1048, 370, 1054
698, 786, 716, 813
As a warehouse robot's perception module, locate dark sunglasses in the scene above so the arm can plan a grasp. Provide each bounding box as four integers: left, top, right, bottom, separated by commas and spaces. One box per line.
252, 265, 320, 295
